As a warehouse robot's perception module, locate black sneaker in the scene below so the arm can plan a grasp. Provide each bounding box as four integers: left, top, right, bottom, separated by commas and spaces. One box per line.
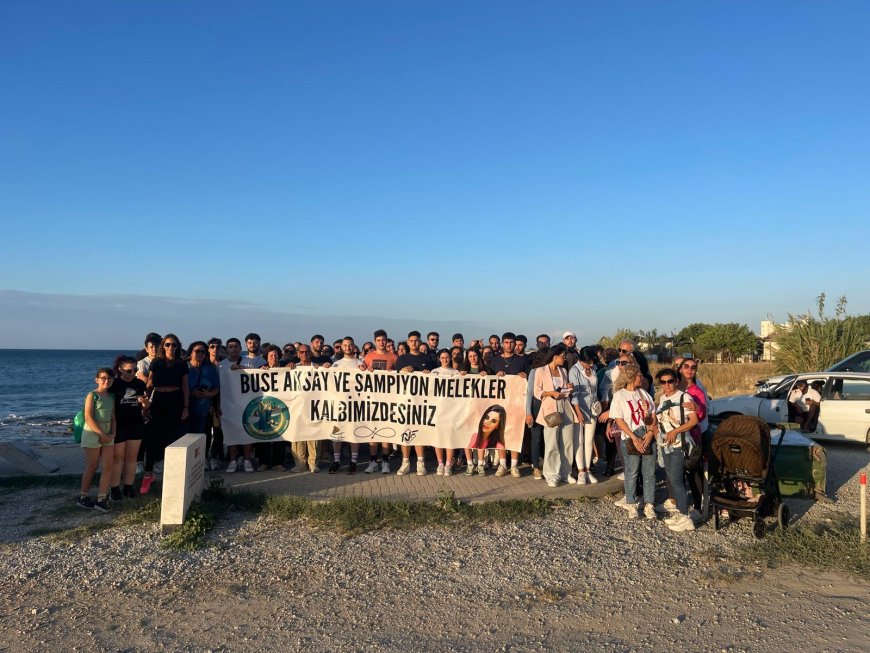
328, 462, 340, 474
93, 499, 110, 513
76, 496, 95, 509
347, 462, 357, 474
123, 486, 137, 499
110, 487, 123, 502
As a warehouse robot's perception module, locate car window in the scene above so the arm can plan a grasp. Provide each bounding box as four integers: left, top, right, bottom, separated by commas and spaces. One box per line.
773, 377, 797, 399
825, 377, 870, 401
829, 351, 870, 373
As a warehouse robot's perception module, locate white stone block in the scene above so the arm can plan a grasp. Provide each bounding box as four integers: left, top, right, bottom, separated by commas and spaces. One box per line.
160, 433, 206, 534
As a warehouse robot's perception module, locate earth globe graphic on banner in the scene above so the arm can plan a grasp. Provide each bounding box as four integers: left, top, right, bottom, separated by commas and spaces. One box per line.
242, 396, 290, 440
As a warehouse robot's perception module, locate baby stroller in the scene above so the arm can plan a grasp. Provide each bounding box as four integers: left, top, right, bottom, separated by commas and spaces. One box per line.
709, 415, 789, 539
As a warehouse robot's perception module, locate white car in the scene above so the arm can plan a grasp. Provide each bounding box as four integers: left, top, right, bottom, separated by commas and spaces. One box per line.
709, 372, 870, 444
755, 350, 870, 393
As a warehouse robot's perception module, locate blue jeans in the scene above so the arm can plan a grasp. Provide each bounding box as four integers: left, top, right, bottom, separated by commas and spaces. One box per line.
662, 448, 688, 514
620, 439, 656, 505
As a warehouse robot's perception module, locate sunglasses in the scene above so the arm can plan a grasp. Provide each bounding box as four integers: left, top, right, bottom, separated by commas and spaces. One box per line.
164, 343, 179, 348
97, 376, 113, 381
209, 344, 220, 349
120, 368, 136, 374
682, 364, 698, 370
619, 348, 632, 354
617, 361, 631, 366
660, 379, 677, 385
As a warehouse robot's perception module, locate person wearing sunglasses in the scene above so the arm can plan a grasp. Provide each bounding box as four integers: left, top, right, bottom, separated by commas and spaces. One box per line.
187, 340, 220, 470
109, 355, 149, 500
654, 368, 699, 533
141, 334, 189, 494
678, 357, 706, 522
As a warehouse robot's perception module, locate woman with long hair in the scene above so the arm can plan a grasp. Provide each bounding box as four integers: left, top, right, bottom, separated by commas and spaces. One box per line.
430, 349, 459, 475
109, 355, 149, 500
467, 405, 507, 476
678, 357, 707, 521
461, 348, 489, 474
141, 334, 189, 495
610, 363, 657, 519
532, 344, 579, 487
568, 347, 599, 484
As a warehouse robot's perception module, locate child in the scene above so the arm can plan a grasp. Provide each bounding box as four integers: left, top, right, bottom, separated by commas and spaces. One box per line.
78, 367, 116, 512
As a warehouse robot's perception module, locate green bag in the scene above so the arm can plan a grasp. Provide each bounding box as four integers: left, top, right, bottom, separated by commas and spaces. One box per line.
72, 410, 85, 443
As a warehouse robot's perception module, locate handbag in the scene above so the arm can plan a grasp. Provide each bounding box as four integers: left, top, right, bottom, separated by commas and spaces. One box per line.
544, 411, 563, 428
590, 400, 602, 417
625, 425, 654, 455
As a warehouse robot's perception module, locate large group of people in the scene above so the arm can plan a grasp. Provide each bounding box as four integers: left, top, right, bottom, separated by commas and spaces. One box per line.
76, 328, 710, 533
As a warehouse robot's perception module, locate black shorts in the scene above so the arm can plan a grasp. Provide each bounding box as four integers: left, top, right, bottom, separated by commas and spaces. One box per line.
114, 427, 144, 444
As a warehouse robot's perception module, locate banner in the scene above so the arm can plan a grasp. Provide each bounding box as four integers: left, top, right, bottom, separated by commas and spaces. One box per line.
218, 367, 528, 451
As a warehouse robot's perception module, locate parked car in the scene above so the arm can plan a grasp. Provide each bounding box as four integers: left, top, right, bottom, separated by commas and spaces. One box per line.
710, 372, 870, 444
755, 350, 870, 393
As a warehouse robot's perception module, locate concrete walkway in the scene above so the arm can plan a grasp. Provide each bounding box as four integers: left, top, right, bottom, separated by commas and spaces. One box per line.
1, 444, 623, 503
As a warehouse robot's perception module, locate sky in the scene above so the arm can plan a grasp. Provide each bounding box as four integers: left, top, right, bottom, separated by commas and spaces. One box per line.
1, 1, 868, 348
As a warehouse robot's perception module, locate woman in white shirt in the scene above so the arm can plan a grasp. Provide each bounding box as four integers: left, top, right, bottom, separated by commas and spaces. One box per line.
430, 349, 459, 475
569, 348, 599, 484
609, 363, 658, 519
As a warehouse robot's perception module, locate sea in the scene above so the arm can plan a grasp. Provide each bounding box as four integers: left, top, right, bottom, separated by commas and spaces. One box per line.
0, 349, 136, 446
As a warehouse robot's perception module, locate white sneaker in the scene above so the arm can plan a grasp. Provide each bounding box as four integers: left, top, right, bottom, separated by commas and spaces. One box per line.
510, 465, 521, 478
243, 458, 254, 473
436, 464, 445, 476
416, 461, 427, 476
616, 472, 625, 480
667, 514, 696, 532
495, 464, 508, 477
396, 460, 411, 476
444, 465, 453, 477
586, 473, 598, 484
226, 459, 237, 473
643, 504, 656, 520
614, 497, 638, 514
577, 474, 588, 485
364, 461, 379, 474
567, 475, 578, 485
380, 461, 391, 474
546, 480, 558, 488
475, 464, 487, 476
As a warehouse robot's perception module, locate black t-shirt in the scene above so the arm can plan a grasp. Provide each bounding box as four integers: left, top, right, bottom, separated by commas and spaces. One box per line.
311, 354, 332, 366
111, 377, 147, 435
149, 357, 188, 386
395, 353, 434, 372
488, 354, 529, 375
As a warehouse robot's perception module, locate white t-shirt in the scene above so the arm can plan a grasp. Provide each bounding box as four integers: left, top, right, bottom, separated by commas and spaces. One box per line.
609, 388, 654, 440
804, 387, 821, 404
429, 366, 459, 377
788, 388, 807, 412
330, 357, 364, 370
656, 391, 696, 447
137, 355, 153, 378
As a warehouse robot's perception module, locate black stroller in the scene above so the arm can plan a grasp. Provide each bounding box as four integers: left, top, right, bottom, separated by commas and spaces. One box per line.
709, 415, 790, 539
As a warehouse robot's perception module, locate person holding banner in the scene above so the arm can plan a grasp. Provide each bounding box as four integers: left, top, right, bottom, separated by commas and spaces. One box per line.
363, 330, 398, 474
329, 337, 367, 474
395, 331, 433, 476
460, 348, 489, 473
488, 332, 528, 478
467, 405, 507, 475
533, 344, 578, 487
289, 344, 322, 473
221, 338, 255, 473
430, 349, 459, 476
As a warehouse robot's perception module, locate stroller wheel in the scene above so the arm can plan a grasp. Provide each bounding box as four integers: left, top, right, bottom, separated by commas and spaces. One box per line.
753, 519, 765, 539
778, 503, 790, 529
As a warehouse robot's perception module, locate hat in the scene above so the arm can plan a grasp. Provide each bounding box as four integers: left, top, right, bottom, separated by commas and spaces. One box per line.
562, 330, 576, 339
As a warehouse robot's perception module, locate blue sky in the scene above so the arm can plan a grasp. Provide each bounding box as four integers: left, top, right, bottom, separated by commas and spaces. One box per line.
1, 1, 868, 348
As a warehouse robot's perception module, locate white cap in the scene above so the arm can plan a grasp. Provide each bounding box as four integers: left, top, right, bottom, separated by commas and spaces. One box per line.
562, 330, 576, 339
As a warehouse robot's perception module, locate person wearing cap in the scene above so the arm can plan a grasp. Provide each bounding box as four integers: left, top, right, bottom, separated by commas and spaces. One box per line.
562, 331, 581, 369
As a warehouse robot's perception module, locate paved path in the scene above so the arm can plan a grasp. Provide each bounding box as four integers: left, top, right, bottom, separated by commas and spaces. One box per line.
0, 444, 623, 502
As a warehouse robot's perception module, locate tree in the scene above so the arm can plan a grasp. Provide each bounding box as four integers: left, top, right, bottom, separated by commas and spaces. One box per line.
694, 323, 759, 362
674, 323, 712, 351
773, 294, 868, 373
598, 329, 638, 350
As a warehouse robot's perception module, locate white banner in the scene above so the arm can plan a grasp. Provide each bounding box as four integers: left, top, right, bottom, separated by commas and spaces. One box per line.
218, 367, 528, 451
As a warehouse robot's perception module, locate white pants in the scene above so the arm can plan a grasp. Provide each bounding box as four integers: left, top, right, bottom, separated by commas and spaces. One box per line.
573, 421, 596, 471
543, 417, 573, 483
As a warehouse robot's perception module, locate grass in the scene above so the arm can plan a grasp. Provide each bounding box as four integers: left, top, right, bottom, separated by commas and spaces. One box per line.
262, 490, 565, 536
650, 362, 776, 398
739, 517, 870, 580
